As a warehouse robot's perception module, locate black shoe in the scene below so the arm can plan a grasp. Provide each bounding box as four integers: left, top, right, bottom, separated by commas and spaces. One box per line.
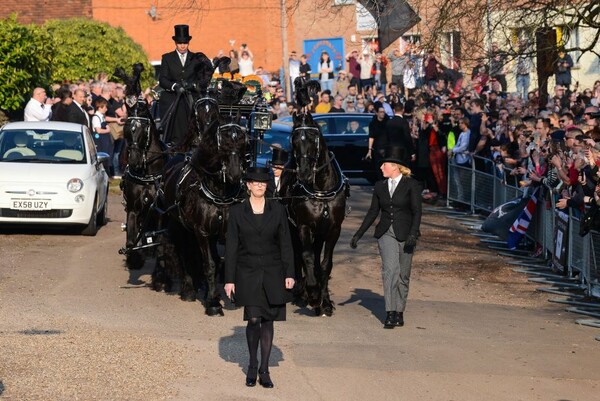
246, 366, 257, 387
395, 312, 404, 327
258, 370, 274, 388
383, 312, 395, 329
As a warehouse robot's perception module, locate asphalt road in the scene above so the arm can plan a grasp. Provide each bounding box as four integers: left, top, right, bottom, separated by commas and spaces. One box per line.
1, 183, 599, 401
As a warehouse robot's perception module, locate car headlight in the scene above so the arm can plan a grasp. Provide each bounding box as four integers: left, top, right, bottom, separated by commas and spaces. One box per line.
67, 178, 84, 193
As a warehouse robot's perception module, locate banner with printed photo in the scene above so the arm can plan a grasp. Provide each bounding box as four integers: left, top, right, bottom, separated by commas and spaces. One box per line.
303, 38, 345, 78
552, 210, 569, 274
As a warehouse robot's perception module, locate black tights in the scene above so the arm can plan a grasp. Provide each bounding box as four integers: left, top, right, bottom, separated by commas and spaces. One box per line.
246, 317, 274, 372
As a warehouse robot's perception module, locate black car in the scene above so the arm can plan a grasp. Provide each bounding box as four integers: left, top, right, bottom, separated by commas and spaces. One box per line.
255, 113, 377, 182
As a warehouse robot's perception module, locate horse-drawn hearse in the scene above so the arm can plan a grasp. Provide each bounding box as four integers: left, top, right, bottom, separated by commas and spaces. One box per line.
116, 62, 349, 317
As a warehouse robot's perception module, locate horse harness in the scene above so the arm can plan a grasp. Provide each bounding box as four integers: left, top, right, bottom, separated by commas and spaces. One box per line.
286, 124, 350, 220
171, 156, 246, 234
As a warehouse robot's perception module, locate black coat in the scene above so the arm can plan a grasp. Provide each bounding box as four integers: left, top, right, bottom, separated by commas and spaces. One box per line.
385, 115, 414, 161
66, 102, 91, 129
224, 199, 294, 306
51, 102, 69, 122
266, 175, 283, 199
416, 125, 447, 168
354, 175, 422, 241
369, 115, 389, 151
158, 50, 213, 144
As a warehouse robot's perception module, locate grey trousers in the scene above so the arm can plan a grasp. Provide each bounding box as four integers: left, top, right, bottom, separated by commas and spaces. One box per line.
377, 229, 413, 312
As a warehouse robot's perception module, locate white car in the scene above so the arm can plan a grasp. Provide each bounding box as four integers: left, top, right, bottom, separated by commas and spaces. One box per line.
0, 121, 109, 235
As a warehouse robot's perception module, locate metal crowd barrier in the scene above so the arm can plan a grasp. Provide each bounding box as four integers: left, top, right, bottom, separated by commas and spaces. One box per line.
446, 155, 600, 299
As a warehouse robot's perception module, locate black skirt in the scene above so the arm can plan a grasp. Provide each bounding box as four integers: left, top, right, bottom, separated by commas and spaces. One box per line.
243, 287, 286, 321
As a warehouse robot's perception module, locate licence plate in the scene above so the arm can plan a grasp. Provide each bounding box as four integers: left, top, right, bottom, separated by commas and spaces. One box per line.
11, 199, 52, 211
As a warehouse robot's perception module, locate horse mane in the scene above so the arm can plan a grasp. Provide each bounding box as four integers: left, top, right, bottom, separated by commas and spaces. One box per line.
114, 63, 145, 97
294, 77, 321, 108
189, 119, 222, 172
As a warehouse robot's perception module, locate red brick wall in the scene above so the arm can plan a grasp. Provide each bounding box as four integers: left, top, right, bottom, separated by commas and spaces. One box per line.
0, 0, 404, 75
93, 0, 286, 71
91, 0, 382, 74
0, 0, 92, 23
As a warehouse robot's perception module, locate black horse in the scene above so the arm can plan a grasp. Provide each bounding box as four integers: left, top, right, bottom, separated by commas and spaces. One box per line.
280, 111, 349, 316
154, 92, 248, 316
115, 64, 168, 269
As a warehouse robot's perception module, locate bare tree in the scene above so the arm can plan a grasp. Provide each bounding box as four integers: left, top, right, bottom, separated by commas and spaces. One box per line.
167, 0, 599, 106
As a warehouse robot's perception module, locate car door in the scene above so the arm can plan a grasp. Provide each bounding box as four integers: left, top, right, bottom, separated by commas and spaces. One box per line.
84, 127, 108, 206
323, 115, 371, 174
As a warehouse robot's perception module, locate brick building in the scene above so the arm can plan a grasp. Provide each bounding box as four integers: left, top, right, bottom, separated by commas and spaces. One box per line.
1, 0, 399, 76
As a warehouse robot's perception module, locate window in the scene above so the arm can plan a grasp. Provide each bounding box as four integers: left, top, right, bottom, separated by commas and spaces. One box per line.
400, 35, 421, 54
333, 0, 354, 5
557, 25, 581, 65
440, 31, 461, 69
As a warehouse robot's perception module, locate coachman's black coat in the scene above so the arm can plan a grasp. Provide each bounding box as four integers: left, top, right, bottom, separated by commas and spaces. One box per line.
224, 199, 294, 306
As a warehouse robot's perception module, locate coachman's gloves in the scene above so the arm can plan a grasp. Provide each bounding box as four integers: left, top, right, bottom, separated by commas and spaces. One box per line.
174, 84, 185, 94
350, 235, 359, 249
403, 234, 418, 254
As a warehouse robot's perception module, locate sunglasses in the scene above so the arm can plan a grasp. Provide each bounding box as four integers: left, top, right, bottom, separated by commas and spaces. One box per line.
559, 119, 567, 123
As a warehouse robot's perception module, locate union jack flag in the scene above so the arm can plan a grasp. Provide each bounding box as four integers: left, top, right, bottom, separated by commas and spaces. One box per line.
507, 188, 539, 250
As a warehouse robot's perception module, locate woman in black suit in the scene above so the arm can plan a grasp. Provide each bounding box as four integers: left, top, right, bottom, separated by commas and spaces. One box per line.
224, 167, 295, 388
350, 146, 422, 329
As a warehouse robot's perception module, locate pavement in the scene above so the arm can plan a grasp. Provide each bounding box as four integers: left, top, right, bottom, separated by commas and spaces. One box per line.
0, 183, 599, 401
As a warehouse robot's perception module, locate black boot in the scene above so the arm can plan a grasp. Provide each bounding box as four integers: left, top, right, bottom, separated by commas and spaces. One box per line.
395, 312, 404, 327
246, 366, 257, 387
258, 370, 274, 388
384, 311, 395, 329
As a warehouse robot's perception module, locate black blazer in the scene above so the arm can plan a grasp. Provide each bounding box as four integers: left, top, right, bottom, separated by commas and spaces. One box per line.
158, 50, 213, 93
385, 115, 414, 160
354, 175, 422, 241
224, 199, 294, 306
66, 102, 91, 129
265, 175, 282, 199
158, 50, 214, 124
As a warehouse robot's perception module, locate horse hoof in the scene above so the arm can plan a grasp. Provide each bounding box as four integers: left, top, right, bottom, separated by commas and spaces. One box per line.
323, 306, 334, 317
180, 291, 197, 302
314, 307, 322, 317
206, 306, 224, 316
151, 282, 165, 292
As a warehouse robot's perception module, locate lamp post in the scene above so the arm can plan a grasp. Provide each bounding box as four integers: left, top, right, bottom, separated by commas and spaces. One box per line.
281, 0, 291, 102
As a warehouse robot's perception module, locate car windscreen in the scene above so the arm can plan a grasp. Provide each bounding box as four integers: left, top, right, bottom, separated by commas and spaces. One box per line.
0, 129, 86, 163
259, 128, 292, 154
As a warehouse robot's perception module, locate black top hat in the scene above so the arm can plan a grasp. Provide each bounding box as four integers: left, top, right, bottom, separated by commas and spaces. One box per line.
245, 167, 271, 182
172, 25, 192, 43
381, 146, 408, 167
270, 148, 289, 165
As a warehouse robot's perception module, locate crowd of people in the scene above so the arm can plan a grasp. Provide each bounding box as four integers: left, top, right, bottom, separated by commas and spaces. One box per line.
20, 35, 600, 211
23, 76, 129, 178
256, 43, 600, 210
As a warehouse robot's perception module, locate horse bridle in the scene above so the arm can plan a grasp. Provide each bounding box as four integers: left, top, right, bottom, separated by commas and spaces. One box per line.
215, 121, 248, 183
193, 96, 220, 145
291, 124, 332, 183
125, 96, 161, 174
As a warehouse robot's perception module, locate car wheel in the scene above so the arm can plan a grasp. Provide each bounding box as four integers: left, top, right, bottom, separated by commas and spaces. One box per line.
81, 196, 98, 236
96, 189, 108, 227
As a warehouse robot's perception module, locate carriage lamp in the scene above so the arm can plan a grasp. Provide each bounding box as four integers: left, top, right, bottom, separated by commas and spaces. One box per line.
252, 111, 272, 131
252, 96, 272, 131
